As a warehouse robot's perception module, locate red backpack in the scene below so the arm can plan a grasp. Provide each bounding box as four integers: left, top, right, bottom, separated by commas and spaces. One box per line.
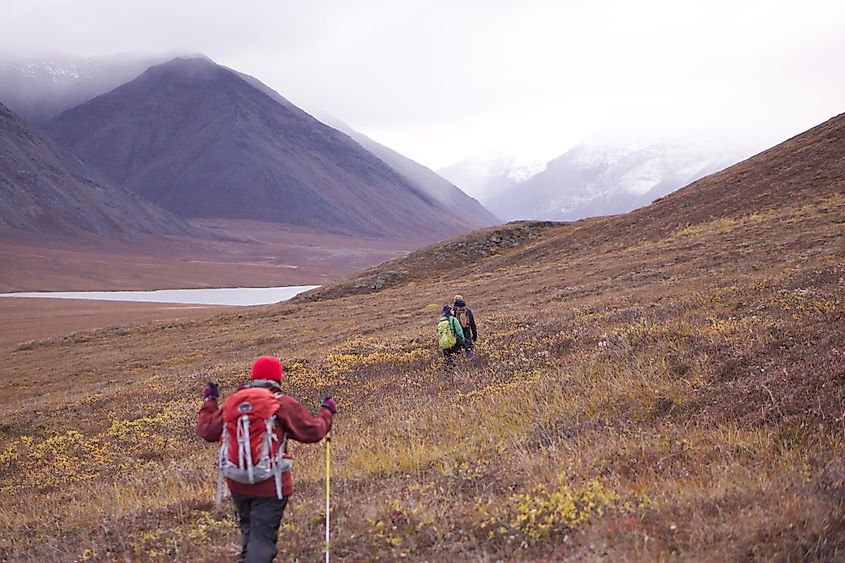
216, 386, 291, 503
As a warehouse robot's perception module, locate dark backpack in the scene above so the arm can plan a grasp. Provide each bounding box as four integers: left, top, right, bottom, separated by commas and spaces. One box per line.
454, 306, 471, 330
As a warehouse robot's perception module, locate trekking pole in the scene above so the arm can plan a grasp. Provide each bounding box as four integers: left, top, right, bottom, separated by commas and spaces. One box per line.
325, 430, 331, 563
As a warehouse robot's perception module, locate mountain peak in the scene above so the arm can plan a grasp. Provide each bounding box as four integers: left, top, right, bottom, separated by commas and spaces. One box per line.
43, 62, 491, 242
153, 55, 216, 72
137, 56, 229, 84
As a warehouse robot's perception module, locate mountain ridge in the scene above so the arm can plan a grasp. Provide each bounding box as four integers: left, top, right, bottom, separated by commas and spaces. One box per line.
43, 57, 491, 242
316, 114, 500, 226
223, 68, 499, 227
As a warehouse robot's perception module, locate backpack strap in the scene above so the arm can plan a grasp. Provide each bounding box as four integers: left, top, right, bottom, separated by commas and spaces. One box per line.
273, 430, 288, 500
272, 400, 289, 499
216, 424, 227, 505
235, 414, 256, 484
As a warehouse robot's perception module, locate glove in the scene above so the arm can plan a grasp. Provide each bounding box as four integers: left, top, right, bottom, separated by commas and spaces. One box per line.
203, 382, 220, 401
321, 398, 337, 414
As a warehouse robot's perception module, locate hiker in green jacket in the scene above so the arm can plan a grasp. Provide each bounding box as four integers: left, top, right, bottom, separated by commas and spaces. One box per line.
437, 305, 465, 371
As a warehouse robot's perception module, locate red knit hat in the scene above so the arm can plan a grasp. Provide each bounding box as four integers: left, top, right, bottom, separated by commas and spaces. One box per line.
251, 356, 284, 382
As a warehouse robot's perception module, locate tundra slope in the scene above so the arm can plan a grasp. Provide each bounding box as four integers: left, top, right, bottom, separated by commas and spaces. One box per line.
0, 113, 843, 561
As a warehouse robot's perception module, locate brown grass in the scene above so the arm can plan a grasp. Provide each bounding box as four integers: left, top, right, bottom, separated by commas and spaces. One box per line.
1, 121, 844, 560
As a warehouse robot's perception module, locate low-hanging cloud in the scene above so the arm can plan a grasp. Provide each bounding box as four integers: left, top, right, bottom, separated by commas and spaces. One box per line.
3, 0, 844, 168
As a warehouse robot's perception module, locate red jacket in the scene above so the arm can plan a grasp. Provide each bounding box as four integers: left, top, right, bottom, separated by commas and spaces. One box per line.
197, 393, 333, 498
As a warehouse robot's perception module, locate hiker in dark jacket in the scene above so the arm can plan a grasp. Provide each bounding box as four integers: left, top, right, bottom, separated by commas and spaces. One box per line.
452, 294, 478, 359
438, 305, 465, 370
197, 356, 335, 563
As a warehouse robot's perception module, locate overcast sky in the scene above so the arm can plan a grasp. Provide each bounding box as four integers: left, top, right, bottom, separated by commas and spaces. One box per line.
3, 0, 844, 169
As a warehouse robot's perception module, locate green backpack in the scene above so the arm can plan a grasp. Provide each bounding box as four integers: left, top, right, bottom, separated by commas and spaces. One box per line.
437, 316, 457, 349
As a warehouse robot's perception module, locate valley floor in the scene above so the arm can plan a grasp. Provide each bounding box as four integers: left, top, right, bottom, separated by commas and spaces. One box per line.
0, 219, 415, 292
0, 299, 233, 350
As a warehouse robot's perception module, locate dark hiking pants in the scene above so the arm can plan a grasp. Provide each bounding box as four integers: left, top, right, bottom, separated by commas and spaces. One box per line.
463, 334, 474, 358
443, 342, 463, 370
231, 491, 289, 563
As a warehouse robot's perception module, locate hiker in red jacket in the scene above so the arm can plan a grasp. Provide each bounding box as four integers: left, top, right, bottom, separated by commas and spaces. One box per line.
197, 356, 335, 563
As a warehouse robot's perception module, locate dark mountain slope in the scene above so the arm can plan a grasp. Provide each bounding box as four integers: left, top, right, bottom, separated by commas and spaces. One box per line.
232, 71, 499, 228
43, 57, 484, 242
321, 117, 500, 225
0, 102, 202, 239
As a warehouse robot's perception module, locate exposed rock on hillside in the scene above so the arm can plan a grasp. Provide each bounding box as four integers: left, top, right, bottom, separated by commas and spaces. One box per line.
296, 221, 559, 301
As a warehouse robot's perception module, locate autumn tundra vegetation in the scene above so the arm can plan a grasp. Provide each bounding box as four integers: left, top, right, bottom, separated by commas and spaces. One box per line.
0, 115, 844, 561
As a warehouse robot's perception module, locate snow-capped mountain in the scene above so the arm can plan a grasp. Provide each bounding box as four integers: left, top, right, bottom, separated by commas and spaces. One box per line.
453, 141, 753, 222
437, 154, 546, 203
0, 53, 167, 124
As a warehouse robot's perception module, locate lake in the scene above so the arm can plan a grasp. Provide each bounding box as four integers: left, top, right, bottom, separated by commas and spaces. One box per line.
0, 285, 320, 306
